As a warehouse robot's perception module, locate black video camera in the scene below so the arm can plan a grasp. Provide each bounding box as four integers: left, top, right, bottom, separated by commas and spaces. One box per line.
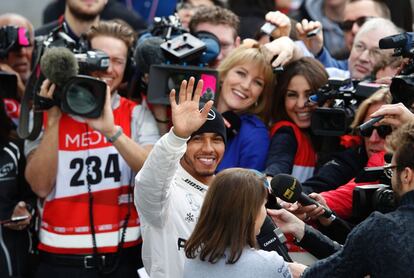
0, 25, 31, 59
18, 25, 110, 140
352, 162, 395, 221
0, 72, 18, 100
136, 14, 220, 105
39, 30, 109, 118
309, 78, 377, 136
310, 78, 357, 136
379, 32, 414, 110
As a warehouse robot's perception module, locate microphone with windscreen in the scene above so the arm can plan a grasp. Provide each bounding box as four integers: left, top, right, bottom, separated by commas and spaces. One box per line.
270, 174, 336, 221
134, 37, 166, 74
379, 32, 414, 49
40, 47, 107, 118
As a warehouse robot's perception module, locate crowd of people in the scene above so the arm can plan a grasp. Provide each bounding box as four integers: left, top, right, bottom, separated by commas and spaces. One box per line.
1, 0, 414, 277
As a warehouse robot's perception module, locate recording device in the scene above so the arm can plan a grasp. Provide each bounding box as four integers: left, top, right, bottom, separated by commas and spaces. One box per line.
260, 22, 277, 36
135, 15, 220, 105
358, 116, 384, 133
379, 32, 414, 110
39, 47, 107, 118
352, 184, 395, 220
0, 25, 31, 58
0, 215, 30, 225
352, 165, 395, 220
379, 32, 414, 59
389, 75, 414, 110
270, 174, 336, 221
309, 78, 357, 136
18, 25, 110, 140
354, 81, 387, 99
309, 77, 378, 136
257, 215, 292, 262
0, 72, 18, 99
306, 28, 320, 38
147, 64, 218, 104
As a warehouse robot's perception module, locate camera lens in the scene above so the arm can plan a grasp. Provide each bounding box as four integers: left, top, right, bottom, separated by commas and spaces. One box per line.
65, 83, 97, 115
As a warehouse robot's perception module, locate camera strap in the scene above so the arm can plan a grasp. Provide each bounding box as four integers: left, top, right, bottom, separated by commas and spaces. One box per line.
85, 125, 132, 275
17, 39, 46, 140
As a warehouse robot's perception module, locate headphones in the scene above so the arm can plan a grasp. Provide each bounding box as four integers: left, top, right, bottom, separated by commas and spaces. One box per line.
79, 34, 136, 83
123, 46, 136, 83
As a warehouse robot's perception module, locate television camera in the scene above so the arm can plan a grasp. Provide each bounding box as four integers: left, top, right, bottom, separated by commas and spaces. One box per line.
379, 32, 414, 110
352, 158, 395, 221
135, 14, 221, 105
18, 24, 110, 140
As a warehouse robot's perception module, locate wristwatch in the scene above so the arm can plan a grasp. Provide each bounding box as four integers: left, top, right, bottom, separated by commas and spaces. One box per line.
106, 126, 123, 143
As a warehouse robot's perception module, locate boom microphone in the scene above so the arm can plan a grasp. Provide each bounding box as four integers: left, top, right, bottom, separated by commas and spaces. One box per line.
379, 32, 414, 49
40, 47, 79, 86
134, 37, 166, 74
270, 174, 336, 221
39, 47, 107, 119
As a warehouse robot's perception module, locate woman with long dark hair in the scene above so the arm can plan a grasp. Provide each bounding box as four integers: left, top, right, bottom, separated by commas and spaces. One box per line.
265, 57, 328, 182
184, 168, 291, 277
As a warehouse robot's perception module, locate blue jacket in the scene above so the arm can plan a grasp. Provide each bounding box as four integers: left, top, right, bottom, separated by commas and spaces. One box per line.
217, 114, 269, 172
316, 47, 348, 70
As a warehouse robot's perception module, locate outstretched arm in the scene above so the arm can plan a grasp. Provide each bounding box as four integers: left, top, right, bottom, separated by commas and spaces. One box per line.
135, 78, 213, 227
86, 87, 151, 172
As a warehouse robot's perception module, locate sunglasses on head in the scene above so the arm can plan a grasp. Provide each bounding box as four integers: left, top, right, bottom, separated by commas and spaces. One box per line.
339, 16, 374, 31
360, 125, 392, 139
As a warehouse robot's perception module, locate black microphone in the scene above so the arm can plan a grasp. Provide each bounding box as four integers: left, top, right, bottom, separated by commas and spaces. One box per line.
270, 174, 336, 221
221, 111, 241, 140
256, 215, 292, 262
134, 37, 166, 74
40, 47, 79, 87
379, 32, 413, 49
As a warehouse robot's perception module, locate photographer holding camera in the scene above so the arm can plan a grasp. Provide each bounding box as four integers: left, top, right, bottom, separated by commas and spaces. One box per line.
271, 121, 414, 277
25, 20, 159, 277
0, 13, 34, 126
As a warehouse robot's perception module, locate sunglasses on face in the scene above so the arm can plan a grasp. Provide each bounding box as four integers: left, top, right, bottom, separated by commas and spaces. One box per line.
383, 164, 399, 179
360, 125, 392, 139
339, 16, 374, 31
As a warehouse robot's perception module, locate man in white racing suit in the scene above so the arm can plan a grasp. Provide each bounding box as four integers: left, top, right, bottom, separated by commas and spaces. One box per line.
135, 78, 227, 278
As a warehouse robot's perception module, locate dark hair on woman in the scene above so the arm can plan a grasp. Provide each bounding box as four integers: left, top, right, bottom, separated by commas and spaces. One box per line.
0, 98, 14, 146
271, 57, 328, 124
184, 168, 267, 264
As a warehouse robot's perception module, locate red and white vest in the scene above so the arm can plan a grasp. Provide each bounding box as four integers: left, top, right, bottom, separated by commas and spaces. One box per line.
270, 121, 316, 183
270, 120, 317, 263
39, 97, 141, 254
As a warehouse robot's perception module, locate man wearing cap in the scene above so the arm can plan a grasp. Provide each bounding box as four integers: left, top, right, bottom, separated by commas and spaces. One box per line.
134, 77, 226, 278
